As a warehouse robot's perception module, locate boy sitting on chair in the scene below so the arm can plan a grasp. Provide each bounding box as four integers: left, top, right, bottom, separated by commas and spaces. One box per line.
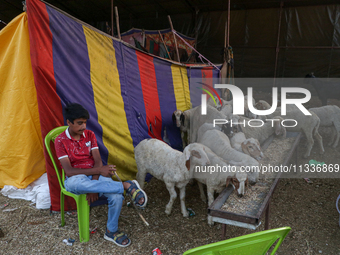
55, 103, 147, 247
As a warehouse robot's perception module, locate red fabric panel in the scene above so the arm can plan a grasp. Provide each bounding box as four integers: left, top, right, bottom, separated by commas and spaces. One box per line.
26, 0, 76, 211
136, 51, 162, 139
202, 67, 213, 87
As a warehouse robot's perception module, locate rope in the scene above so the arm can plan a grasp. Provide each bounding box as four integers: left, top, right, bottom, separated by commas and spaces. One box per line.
172, 30, 221, 71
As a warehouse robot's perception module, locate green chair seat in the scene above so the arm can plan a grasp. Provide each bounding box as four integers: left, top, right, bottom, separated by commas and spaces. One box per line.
183, 226, 291, 255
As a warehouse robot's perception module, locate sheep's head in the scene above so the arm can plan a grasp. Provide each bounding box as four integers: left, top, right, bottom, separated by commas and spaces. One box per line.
272, 116, 287, 138
172, 110, 183, 128
241, 138, 264, 161
255, 100, 271, 110
226, 172, 248, 197
184, 143, 210, 171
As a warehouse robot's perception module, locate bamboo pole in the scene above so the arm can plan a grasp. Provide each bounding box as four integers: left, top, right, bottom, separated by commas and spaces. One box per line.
115, 6, 121, 40
158, 30, 172, 60
274, 1, 284, 84
227, 0, 230, 47
111, 0, 114, 36
168, 15, 180, 62
114, 172, 149, 227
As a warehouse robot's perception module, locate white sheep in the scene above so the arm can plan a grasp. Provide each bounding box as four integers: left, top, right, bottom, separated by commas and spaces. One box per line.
190, 105, 231, 143
197, 123, 221, 142
230, 132, 264, 161
238, 116, 286, 145
198, 129, 259, 184
255, 100, 271, 110
309, 105, 340, 148
268, 107, 324, 158
135, 139, 210, 217
193, 146, 248, 225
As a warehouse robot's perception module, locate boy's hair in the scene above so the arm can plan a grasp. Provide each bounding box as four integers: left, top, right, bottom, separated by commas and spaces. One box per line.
64, 103, 90, 123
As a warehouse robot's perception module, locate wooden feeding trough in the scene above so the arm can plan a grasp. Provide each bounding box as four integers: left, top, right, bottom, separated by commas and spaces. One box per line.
208, 132, 301, 237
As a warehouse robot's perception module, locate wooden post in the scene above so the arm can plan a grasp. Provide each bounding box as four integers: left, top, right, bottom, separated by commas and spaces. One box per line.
115, 6, 121, 40
227, 0, 230, 47
158, 30, 172, 60
111, 0, 114, 36
274, 1, 284, 84
265, 202, 270, 230
224, 21, 228, 62
168, 15, 180, 62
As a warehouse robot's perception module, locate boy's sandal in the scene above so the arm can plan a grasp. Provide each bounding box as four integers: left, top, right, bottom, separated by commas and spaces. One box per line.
126, 180, 148, 208
104, 229, 131, 247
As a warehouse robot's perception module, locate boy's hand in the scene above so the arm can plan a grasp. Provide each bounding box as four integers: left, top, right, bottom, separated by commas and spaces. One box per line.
86, 193, 98, 205
100, 165, 117, 177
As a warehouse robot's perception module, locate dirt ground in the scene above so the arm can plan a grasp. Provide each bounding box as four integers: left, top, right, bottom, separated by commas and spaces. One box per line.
1, 94, 340, 254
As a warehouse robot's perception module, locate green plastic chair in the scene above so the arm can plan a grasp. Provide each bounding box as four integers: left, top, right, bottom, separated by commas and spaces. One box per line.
183, 226, 291, 255
45, 126, 90, 243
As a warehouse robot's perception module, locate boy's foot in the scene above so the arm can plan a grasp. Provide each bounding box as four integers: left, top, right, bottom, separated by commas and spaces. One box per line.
104, 229, 131, 247
124, 180, 148, 207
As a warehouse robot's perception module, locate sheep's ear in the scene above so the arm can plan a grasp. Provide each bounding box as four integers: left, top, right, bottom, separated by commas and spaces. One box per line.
275, 119, 286, 138
274, 119, 284, 136
172, 113, 176, 124
180, 113, 185, 126
241, 142, 250, 155
226, 177, 231, 187
281, 125, 287, 138
184, 147, 191, 160
191, 149, 201, 159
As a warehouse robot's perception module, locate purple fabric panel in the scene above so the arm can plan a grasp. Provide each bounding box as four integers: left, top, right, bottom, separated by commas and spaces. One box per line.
121, 46, 150, 144
46, 5, 109, 163
112, 40, 141, 147
153, 58, 182, 151
188, 68, 205, 108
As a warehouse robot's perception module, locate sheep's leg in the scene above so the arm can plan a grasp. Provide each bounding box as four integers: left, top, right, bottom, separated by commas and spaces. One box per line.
181, 131, 186, 149
197, 182, 207, 203
303, 129, 314, 158
136, 168, 146, 189
332, 123, 340, 148
313, 125, 325, 155
178, 185, 189, 217
207, 186, 215, 226
328, 127, 336, 147
165, 182, 177, 215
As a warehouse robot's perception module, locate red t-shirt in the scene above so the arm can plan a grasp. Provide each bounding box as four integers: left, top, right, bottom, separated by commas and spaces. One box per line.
55, 128, 99, 169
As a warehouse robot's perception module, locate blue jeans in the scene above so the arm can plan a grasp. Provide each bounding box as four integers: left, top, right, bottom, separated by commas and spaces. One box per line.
64, 174, 124, 232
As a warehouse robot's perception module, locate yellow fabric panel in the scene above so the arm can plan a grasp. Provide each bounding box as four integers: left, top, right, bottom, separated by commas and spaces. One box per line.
171, 65, 192, 111
83, 27, 136, 181
0, 13, 45, 188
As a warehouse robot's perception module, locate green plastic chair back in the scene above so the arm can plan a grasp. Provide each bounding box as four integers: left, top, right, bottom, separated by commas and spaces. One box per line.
44, 126, 90, 243
183, 227, 291, 255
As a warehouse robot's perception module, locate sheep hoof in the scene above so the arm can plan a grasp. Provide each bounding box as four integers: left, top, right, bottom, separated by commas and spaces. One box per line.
303, 154, 310, 159
208, 216, 214, 226
320, 150, 325, 155
165, 208, 172, 215
182, 211, 189, 218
